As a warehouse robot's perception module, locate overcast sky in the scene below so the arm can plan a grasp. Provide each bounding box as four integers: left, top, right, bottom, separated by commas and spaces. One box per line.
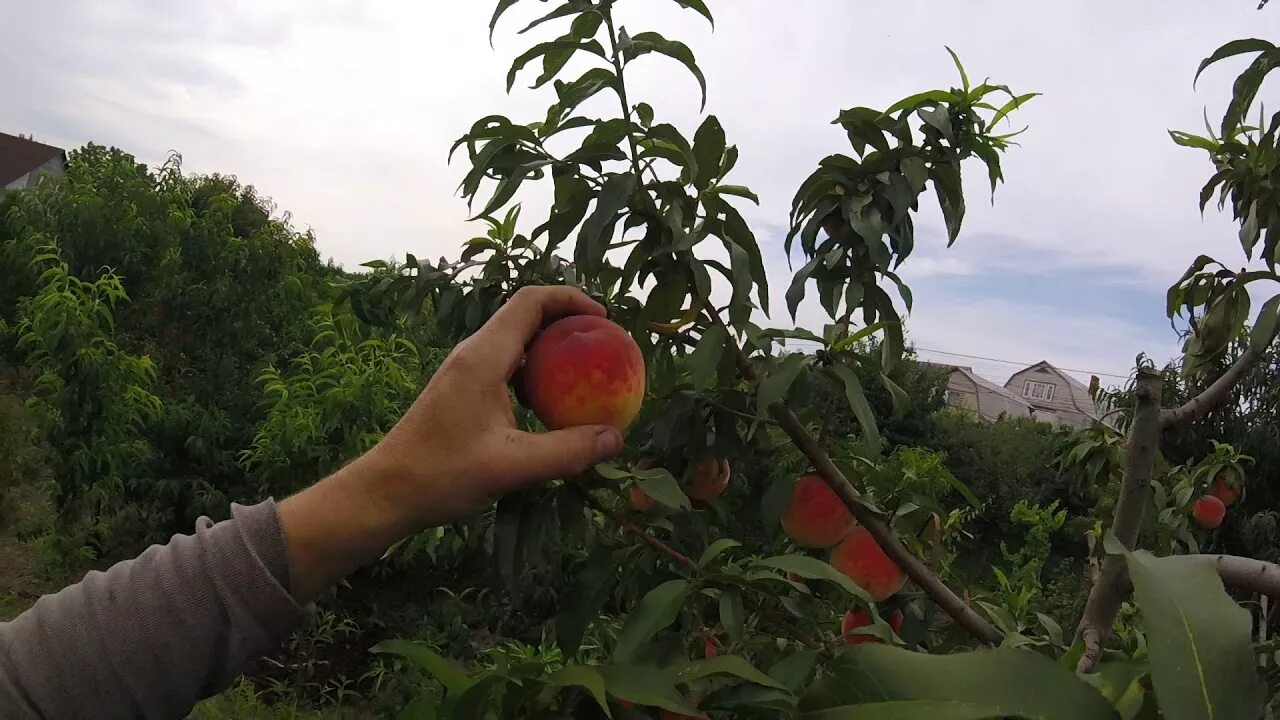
4, 1, 1279, 384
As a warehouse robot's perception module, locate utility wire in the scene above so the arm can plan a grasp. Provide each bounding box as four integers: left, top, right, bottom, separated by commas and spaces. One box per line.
781, 340, 1132, 380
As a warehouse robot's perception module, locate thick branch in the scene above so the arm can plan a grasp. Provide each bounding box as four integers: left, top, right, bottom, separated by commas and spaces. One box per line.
570, 484, 698, 572
1200, 554, 1280, 598
1161, 347, 1257, 428
715, 313, 1003, 646
1075, 368, 1162, 673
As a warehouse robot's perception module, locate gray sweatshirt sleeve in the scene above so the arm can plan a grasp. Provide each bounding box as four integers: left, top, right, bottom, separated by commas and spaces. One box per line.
0, 500, 305, 720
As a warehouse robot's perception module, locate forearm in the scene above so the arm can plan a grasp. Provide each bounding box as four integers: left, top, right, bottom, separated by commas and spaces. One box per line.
0, 501, 303, 720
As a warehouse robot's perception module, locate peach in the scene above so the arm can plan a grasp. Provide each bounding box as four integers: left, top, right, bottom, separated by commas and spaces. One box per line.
519, 315, 645, 430
1212, 474, 1240, 507
1193, 495, 1226, 529
841, 608, 904, 646
830, 526, 906, 601
781, 474, 856, 548
703, 635, 721, 658
687, 458, 731, 503
629, 486, 656, 512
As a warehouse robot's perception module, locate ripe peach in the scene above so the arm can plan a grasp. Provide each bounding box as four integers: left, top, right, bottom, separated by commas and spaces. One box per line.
841, 608, 904, 646
1212, 474, 1240, 507
1193, 495, 1226, 529
630, 486, 656, 512
829, 526, 906, 601
781, 474, 856, 548
703, 635, 721, 658
687, 458, 731, 503
519, 315, 645, 430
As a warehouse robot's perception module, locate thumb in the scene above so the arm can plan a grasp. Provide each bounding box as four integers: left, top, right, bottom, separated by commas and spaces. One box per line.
500, 425, 624, 488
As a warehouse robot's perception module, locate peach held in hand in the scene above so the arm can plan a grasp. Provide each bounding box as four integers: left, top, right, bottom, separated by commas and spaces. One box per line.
519, 315, 645, 430
780, 474, 856, 548
830, 526, 907, 602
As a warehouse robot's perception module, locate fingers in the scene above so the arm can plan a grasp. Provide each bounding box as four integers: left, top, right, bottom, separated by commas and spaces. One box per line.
495, 425, 624, 490
477, 286, 606, 370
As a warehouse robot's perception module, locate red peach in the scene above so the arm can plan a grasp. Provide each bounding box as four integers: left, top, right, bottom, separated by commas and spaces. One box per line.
781, 474, 856, 548
520, 315, 645, 430
703, 635, 721, 658
1193, 495, 1226, 529
630, 486, 656, 512
1212, 474, 1240, 507
687, 458, 731, 503
829, 526, 906, 602
841, 608, 904, 646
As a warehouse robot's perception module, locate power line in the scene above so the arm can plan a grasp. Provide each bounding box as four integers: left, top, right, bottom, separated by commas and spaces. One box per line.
780, 340, 1132, 380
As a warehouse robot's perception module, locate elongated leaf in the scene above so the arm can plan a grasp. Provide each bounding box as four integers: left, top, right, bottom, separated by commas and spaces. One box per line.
756, 352, 810, 416
803, 701, 1017, 719
787, 257, 822, 320
879, 372, 910, 418
372, 641, 471, 696
709, 184, 760, 204
689, 324, 727, 390
988, 92, 1039, 129
614, 579, 692, 660
489, 0, 520, 44
558, 544, 620, 656
1126, 551, 1265, 720
634, 467, 691, 511
946, 46, 970, 92
1194, 38, 1276, 87
692, 115, 726, 190
672, 0, 714, 26
601, 664, 697, 715
507, 40, 606, 92
881, 90, 958, 118
832, 321, 893, 351
698, 538, 741, 568
1250, 293, 1280, 355
1222, 49, 1280, 136
623, 31, 708, 109
517, 3, 579, 35
754, 555, 871, 602
548, 665, 610, 715
576, 173, 637, 275
1168, 130, 1219, 152
799, 646, 1117, 719
720, 590, 745, 643
721, 203, 770, 312
678, 656, 787, 690
830, 363, 881, 457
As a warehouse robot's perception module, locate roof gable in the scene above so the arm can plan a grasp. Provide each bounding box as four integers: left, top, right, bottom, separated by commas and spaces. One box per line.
0, 132, 65, 186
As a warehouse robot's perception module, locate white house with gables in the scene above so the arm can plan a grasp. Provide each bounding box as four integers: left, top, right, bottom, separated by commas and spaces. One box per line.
1, 132, 66, 191
930, 360, 1105, 429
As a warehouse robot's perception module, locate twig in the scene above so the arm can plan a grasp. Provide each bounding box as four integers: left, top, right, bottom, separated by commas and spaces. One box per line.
1075, 368, 1163, 674
569, 484, 698, 572
710, 311, 1004, 646
1161, 348, 1257, 428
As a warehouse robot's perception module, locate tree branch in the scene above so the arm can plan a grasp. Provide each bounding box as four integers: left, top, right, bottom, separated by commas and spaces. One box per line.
1075, 368, 1163, 674
712, 312, 1004, 646
569, 484, 698, 572
1199, 554, 1280, 598
1160, 347, 1257, 428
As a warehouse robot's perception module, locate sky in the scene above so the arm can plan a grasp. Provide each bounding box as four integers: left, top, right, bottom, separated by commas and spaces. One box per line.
3, 1, 1279, 385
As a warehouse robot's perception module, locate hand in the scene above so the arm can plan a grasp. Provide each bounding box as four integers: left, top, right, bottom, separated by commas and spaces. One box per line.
278, 286, 625, 601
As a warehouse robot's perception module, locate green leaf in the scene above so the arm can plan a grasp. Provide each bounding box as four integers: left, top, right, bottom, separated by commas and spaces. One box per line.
507, 40, 606, 92
1168, 130, 1219, 152
787, 257, 822, 320
721, 203, 770, 313
634, 467, 692, 511
396, 695, 439, 720
832, 321, 893, 352
756, 352, 810, 416
493, 492, 527, 592
920, 106, 953, 140
830, 363, 881, 458
881, 90, 959, 118
622, 31, 708, 110
1126, 551, 1265, 720
689, 324, 727, 390
672, 0, 714, 27
600, 664, 696, 715
635, 102, 654, 127
557, 544, 620, 657
879, 372, 911, 418
1221, 48, 1280, 136
987, 93, 1039, 129
372, 641, 471, 696
1194, 38, 1276, 87
678, 656, 788, 690
1250, 293, 1280, 355
517, 3, 580, 35
931, 161, 966, 245
720, 590, 745, 643
614, 579, 692, 660
489, 0, 520, 44
548, 665, 611, 715
708, 184, 760, 204
692, 115, 727, 190
576, 173, 637, 275
946, 46, 970, 92
698, 538, 741, 568
799, 646, 1118, 719
754, 555, 871, 602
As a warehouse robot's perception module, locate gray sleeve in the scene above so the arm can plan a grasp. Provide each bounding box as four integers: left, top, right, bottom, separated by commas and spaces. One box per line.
0, 500, 305, 720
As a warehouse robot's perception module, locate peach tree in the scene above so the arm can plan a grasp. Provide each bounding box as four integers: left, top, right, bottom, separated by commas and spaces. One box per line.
348, 3, 1280, 718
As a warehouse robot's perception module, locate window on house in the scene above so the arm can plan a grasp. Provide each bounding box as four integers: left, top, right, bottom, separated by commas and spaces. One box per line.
1023, 380, 1056, 401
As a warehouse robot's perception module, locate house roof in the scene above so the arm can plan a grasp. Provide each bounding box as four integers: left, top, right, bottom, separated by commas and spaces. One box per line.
1009, 360, 1099, 420
0, 132, 65, 186
923, 361, 1035, 418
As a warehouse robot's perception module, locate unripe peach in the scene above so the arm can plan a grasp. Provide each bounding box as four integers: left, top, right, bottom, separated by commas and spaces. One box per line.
519, 315, 645, 430
781, 474, 856, 548
829, 526, 906, 601
687, 458, 730, 503
630, 486, 656, 512
841, 608, 904, 646
1212, 474, 1240, 507
1193, 495, 1226, 529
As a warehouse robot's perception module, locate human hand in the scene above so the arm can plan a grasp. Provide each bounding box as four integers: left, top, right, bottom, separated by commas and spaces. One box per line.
279, 286, 625, 601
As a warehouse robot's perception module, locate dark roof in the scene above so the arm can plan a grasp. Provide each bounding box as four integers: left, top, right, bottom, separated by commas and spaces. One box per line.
0, 132, 65, 186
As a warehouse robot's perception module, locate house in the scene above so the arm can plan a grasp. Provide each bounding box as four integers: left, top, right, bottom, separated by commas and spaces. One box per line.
925, 363, 1035, 423
1003, 361, 1103, 429
1, 132, 66, 191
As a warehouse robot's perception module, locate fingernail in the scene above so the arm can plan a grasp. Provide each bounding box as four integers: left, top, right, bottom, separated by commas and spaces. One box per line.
595, 427, 623, 458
